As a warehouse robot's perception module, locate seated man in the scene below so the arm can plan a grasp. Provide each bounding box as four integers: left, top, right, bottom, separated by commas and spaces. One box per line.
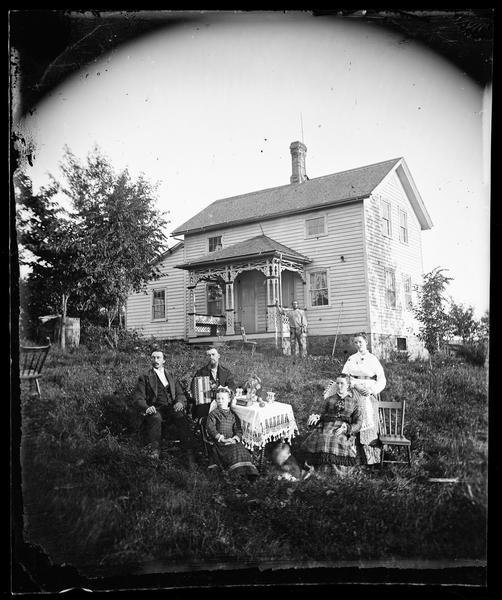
190, 347, 235, 419
133, 349, 197, 463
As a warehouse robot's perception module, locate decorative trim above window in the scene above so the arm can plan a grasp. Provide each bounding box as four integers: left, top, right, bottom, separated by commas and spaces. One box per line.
381, 200, 392, 238
152, 288, 167, 321
308, 269, 329, 307
305, 214, 327, 238
398, 208, 409, 244
384, 267, 396, 309
208, 235, 223, 253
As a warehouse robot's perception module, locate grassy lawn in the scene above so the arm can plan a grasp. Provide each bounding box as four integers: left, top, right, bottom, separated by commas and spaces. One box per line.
18, 341, 488, 577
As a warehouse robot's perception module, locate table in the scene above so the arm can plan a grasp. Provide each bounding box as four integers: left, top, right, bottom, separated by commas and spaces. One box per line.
231, 400, 299, 452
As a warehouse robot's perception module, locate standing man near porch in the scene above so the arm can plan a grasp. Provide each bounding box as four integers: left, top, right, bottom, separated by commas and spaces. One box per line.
276, 299, 308, 357
190, 347, 236, 419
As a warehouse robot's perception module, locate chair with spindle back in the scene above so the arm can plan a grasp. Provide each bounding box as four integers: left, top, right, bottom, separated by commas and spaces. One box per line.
378, 399, 411, 467
240, 327, 257, 356
20, 339, 51, 398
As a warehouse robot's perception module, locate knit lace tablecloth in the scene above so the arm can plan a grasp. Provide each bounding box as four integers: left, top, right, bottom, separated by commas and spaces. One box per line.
231, 401, 299, 450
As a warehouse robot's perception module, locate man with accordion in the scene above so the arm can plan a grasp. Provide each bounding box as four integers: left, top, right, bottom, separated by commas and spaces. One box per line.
190, 347, 236, 419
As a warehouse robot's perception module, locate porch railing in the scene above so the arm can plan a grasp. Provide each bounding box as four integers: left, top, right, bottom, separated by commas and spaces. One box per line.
191, 313, 226, 336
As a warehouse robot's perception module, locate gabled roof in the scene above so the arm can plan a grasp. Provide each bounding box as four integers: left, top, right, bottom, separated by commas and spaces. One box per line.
152, 241, 183, 266
172, 158, 404, 235
175, 235, 311, 269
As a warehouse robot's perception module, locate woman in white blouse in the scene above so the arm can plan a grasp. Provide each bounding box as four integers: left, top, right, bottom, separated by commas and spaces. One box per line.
342, 332, 386, 465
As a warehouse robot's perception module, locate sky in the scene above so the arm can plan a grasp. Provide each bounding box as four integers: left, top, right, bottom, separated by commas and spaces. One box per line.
16, 11, 491, 316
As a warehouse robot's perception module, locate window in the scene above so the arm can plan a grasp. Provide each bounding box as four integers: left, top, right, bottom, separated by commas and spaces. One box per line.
208, 236, 222, 253
403, 274, 413, 310
305, 215, 327, 237
399, 209, 408, 243
381, 200, 392, 237
397, 337, 407, 351
309, 270, 329, 306
206, 283, 224, 315
384, 268, 396, 308
152, 289, 166, 320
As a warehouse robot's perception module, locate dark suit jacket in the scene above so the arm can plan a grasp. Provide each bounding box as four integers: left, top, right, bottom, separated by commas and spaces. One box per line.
190, 363, 235, 397
133, 368, 186, 411
190, 363, 235, 419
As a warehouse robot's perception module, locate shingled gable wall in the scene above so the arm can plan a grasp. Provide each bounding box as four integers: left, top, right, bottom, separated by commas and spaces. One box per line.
364, 169, 428, 359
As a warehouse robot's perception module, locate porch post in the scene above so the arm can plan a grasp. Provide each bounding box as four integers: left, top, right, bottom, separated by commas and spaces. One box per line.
266, 260, 280, 333
187, 284, 196, 338
225, 280, 235, 335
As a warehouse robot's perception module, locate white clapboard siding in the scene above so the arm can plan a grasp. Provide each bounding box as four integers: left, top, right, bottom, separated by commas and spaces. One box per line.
365, 170, 425, 336
126, 244, 186, 339
184, 201, 369, 335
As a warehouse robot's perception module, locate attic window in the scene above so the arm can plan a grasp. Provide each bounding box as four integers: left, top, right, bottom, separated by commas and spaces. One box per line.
208, 236, 222, 253
305, 215, 327, 238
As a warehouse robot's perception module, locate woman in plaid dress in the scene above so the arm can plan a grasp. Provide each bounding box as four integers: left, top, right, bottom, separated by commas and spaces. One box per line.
302, 374, 362, 476
205, 387, 259, 478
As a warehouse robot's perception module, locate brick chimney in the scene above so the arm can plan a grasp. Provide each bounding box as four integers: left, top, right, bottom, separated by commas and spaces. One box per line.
290, 140, 307, 184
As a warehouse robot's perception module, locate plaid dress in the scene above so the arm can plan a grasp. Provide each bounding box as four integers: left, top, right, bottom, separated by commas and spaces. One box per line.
205, 408, 258, 476
302, 392, 362, 466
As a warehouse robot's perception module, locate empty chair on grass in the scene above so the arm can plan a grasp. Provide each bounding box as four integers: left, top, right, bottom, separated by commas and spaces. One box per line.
20, 338, 51, 398
378, 399, 412, 467
240, 327, 257, 356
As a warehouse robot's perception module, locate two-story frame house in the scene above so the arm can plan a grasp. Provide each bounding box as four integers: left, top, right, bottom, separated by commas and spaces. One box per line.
126, 141, 433, 358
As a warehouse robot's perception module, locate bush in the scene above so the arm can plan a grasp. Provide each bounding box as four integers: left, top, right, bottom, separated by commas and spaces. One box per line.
456, 341, 488, 367
80, 321, 148, 353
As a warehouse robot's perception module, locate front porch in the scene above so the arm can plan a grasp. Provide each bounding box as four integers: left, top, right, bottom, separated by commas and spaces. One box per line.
175, 235, 311, 353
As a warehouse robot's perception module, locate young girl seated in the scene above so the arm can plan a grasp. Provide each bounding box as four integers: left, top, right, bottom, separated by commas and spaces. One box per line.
205, 386, 259, 479
301, 373, 362, 476
270, 441, 311, 482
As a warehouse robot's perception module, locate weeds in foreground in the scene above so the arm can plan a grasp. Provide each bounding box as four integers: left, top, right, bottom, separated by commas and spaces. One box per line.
19, 343, 487, 574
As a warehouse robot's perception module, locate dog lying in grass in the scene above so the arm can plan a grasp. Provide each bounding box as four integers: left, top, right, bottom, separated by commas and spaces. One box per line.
270, 441, 312, 482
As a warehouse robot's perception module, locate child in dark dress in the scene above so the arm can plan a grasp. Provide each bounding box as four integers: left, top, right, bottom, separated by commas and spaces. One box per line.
205, 386, 259, 480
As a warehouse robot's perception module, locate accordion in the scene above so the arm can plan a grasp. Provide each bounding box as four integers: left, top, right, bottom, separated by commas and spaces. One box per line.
194, 376, 212, 405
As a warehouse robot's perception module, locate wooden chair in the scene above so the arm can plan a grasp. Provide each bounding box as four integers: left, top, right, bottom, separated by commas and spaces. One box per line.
20, 339, 51, 398
240, 326, 257, 356
378, 399, 412, 467
198, 416, 224, 470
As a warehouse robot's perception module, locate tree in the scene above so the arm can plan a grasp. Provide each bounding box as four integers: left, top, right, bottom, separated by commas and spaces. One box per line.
58, 145, 169, 335
15, 171, 87, 348
478, 310, 489, 341
448, 301, 479, 343
413, 267, 453, 354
